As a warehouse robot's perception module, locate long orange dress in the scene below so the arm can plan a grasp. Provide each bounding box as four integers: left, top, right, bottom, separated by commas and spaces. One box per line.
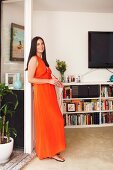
33, 56, 66, 160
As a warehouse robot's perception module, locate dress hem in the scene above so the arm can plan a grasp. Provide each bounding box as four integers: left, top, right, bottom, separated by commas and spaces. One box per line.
36, 146, 66, 160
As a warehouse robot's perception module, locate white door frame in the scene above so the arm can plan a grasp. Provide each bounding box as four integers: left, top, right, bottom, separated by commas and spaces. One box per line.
24, 0, 34, 153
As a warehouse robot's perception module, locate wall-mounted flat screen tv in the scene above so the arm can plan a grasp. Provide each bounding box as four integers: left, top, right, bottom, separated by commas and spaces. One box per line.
88, 31, 113, 68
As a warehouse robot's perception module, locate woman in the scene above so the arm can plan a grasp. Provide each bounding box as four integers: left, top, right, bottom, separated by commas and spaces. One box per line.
26, 36, 66, 162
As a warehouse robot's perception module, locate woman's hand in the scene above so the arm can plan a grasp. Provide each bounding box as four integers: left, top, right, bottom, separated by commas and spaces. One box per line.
49, 78, 64, 88
51, 74, 64, 88
56, 81, 64, 88
49, 78, 59, 85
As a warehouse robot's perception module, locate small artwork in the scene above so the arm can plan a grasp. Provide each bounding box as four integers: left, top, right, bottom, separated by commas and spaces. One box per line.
10, 23, 24, 61
5, 73, 16, 89
67, 103, 76, 112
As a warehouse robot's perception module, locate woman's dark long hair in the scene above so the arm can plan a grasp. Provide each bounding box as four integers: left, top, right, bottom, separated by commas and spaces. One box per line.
26, 36, 49, 70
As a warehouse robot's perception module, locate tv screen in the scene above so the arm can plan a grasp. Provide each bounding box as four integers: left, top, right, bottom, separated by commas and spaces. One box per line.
88, 31, 113, 68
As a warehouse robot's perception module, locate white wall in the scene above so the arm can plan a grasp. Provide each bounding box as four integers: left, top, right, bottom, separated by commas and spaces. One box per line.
1, 2, 24, 84
33, 11, 113, 82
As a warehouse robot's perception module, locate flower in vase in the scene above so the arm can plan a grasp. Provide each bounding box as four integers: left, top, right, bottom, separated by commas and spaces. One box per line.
56, 59, 67, 82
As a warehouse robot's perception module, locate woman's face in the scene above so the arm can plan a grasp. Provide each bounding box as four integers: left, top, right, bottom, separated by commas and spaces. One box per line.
37, 39, 45, 56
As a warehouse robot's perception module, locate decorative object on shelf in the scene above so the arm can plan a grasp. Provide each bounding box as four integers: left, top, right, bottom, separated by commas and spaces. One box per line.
67, 75, 75, 83
109, 75, 113, 82
5, 73, 17, 89
67, 103, 76, 112
56, 59, 67, 82
0, 83, 18, 163
13, 73, 22, 90
78, 75, 81, 83
10, 23, 24, 61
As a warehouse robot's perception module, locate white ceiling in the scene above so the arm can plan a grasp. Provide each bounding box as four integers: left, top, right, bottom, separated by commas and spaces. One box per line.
3, 0, 113, 13
33, 0, 113, 13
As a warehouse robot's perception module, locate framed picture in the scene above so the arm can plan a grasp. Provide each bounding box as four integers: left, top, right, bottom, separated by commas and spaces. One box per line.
67, 103, 76, 112
5, 73, 17, 89
10, 23, 24, 61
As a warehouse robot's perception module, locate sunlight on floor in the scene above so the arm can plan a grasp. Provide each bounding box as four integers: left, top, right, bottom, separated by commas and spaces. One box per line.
22, 127, 113, 170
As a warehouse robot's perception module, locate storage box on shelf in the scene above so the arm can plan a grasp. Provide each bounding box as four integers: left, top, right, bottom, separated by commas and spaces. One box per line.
62, 82, 113, 128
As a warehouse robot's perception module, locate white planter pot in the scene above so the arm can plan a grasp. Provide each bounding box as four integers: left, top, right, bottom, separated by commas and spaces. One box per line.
0, 137, 14, 164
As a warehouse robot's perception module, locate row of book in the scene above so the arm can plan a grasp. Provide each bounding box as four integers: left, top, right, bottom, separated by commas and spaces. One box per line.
63, 100, 113, 112
63, 86, 72, 98
101, 85, 113, 97
63, 113, 100, 126
101, 100, 113, 110
63, 100, 100, 112
101, 112, 113, 123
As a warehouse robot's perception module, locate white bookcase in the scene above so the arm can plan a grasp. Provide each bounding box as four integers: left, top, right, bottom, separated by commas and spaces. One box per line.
62, 82, 113, 128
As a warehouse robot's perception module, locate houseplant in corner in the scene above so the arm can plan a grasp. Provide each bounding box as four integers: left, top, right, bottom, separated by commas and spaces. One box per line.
0, 83, 18, 164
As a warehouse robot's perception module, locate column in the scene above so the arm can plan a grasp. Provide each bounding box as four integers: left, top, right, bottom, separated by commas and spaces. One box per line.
24, 0, 33, 153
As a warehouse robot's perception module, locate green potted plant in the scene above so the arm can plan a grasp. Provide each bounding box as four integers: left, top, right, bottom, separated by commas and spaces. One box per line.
56, 59, 67, 82
0, 83, 18, 164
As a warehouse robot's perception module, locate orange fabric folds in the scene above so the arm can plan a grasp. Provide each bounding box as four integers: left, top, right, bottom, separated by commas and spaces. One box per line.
33, 56, 66, 159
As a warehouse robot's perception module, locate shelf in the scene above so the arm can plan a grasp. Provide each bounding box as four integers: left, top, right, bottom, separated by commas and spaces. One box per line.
63, 97, 99, 100
62, 83, 113, 128
101, 97, 113, 100
63, 82, 113, 86
64, 123, 113, 128
63, 110, 100, 114
4, 62, 24, 65
101, 110, 113, 113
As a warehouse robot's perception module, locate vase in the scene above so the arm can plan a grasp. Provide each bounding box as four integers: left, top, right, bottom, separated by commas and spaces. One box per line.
110, 75, 113, 82
60, 72, 65, 82
13, 73, 22, 90
0, 137, 14, 163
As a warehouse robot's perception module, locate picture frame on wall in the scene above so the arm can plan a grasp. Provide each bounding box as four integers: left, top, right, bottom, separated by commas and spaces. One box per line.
67, 103, 76, 112
5, 73, 17, 89
10, 23, 24, 61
